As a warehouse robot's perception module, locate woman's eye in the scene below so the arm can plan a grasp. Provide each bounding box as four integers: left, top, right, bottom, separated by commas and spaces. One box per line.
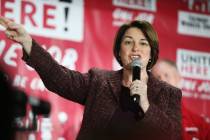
140, 42, 149, 46
125, 41, 130, 44
125, 40, 132, 45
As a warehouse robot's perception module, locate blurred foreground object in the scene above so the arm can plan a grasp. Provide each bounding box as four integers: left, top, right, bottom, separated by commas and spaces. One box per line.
0, 70, 51, 140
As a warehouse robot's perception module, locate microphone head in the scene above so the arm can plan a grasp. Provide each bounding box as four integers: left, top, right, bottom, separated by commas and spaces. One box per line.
131, 58, 142, 81
131, 58, 142, 68
29, 96, 51, 116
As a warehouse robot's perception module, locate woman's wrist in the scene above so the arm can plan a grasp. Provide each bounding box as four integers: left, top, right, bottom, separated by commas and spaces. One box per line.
139, 97, 150, 113
22, 36, 32, 55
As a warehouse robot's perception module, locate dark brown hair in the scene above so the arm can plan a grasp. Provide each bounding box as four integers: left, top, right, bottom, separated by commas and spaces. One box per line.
113, 20, 159, 70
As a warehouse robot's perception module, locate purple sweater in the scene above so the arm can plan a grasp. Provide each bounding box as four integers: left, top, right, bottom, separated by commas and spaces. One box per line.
22, 40, 182, 140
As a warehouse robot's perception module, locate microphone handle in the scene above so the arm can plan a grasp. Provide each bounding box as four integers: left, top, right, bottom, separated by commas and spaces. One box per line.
132, 66, 140, 81
133, 94, 140, 104
132, 66, 141, 104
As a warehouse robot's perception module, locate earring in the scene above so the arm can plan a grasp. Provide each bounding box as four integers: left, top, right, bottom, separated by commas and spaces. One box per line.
149, 59, 151, 62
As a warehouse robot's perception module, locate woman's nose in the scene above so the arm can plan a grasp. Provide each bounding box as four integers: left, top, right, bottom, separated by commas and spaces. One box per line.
132, 44, 140, 52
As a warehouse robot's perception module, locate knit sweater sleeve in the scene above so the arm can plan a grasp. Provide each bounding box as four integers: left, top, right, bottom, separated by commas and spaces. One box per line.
137, 87, 182, 140
22, 39, 91, 105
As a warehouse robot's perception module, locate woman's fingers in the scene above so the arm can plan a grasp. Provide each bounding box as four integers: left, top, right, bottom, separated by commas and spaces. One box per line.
0, 16, 32, 54
5, 29, 17, 37
0, 17, 19, 40
5, 30, 21, 42
0, 16, 11, 28
8, 22, 19, 30
0, 16, 8, 28
5, 29, 26, 43
3, 20, 27, 43
0, 16, 25, 35
130, 80, 147, 96
8, 22, 26, 35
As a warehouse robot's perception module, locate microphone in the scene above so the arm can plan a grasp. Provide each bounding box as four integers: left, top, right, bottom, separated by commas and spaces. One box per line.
131, 59, 141, 104
28, 96, 51, 116
12, 90, 51, 131
13, 90, 51, 117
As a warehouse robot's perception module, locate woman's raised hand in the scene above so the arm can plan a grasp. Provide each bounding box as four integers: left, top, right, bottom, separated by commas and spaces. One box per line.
0, 16, 32, 55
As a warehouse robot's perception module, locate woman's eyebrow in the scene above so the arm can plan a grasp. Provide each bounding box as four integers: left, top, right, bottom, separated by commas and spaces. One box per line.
140, 38, 148, 41
123, 36, 133, 39
123, 36, 148, 42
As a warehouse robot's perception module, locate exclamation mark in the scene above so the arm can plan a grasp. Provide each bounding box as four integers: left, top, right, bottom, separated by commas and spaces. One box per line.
64, 7, 69, 31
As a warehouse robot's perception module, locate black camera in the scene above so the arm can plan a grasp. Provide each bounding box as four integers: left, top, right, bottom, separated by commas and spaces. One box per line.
12, 90, 51, 131
0, 70, 51, 139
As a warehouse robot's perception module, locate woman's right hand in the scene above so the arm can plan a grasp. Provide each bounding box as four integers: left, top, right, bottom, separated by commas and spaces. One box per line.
0, 16, 32, 55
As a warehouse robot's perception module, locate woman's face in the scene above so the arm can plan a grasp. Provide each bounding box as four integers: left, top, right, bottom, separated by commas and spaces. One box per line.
119, 27, 151, 70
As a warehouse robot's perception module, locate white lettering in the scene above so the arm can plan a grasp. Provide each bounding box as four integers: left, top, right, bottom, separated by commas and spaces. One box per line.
13, 75, 28, 88
41, 118, 52, 140
112, 8, 154, 26
1, 0, 17, 19
198, 81, 210, 93
0, 0, 84, 41
61, 48, 78, 70
184, 0, 210, 13
182, 91, 194, 98
48, 46, 62, 63
177, 49, 210, 80
134, 12, 154, 23
0, 42, 78, 71
3, 43, 21, 67
178, 11, 210, 38
30, 78, 45, 91
181, 79, 197, 91
112, 0, 157, 11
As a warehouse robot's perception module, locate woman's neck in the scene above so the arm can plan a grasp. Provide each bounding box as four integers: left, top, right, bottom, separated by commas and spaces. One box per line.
122, 68, 148, 87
